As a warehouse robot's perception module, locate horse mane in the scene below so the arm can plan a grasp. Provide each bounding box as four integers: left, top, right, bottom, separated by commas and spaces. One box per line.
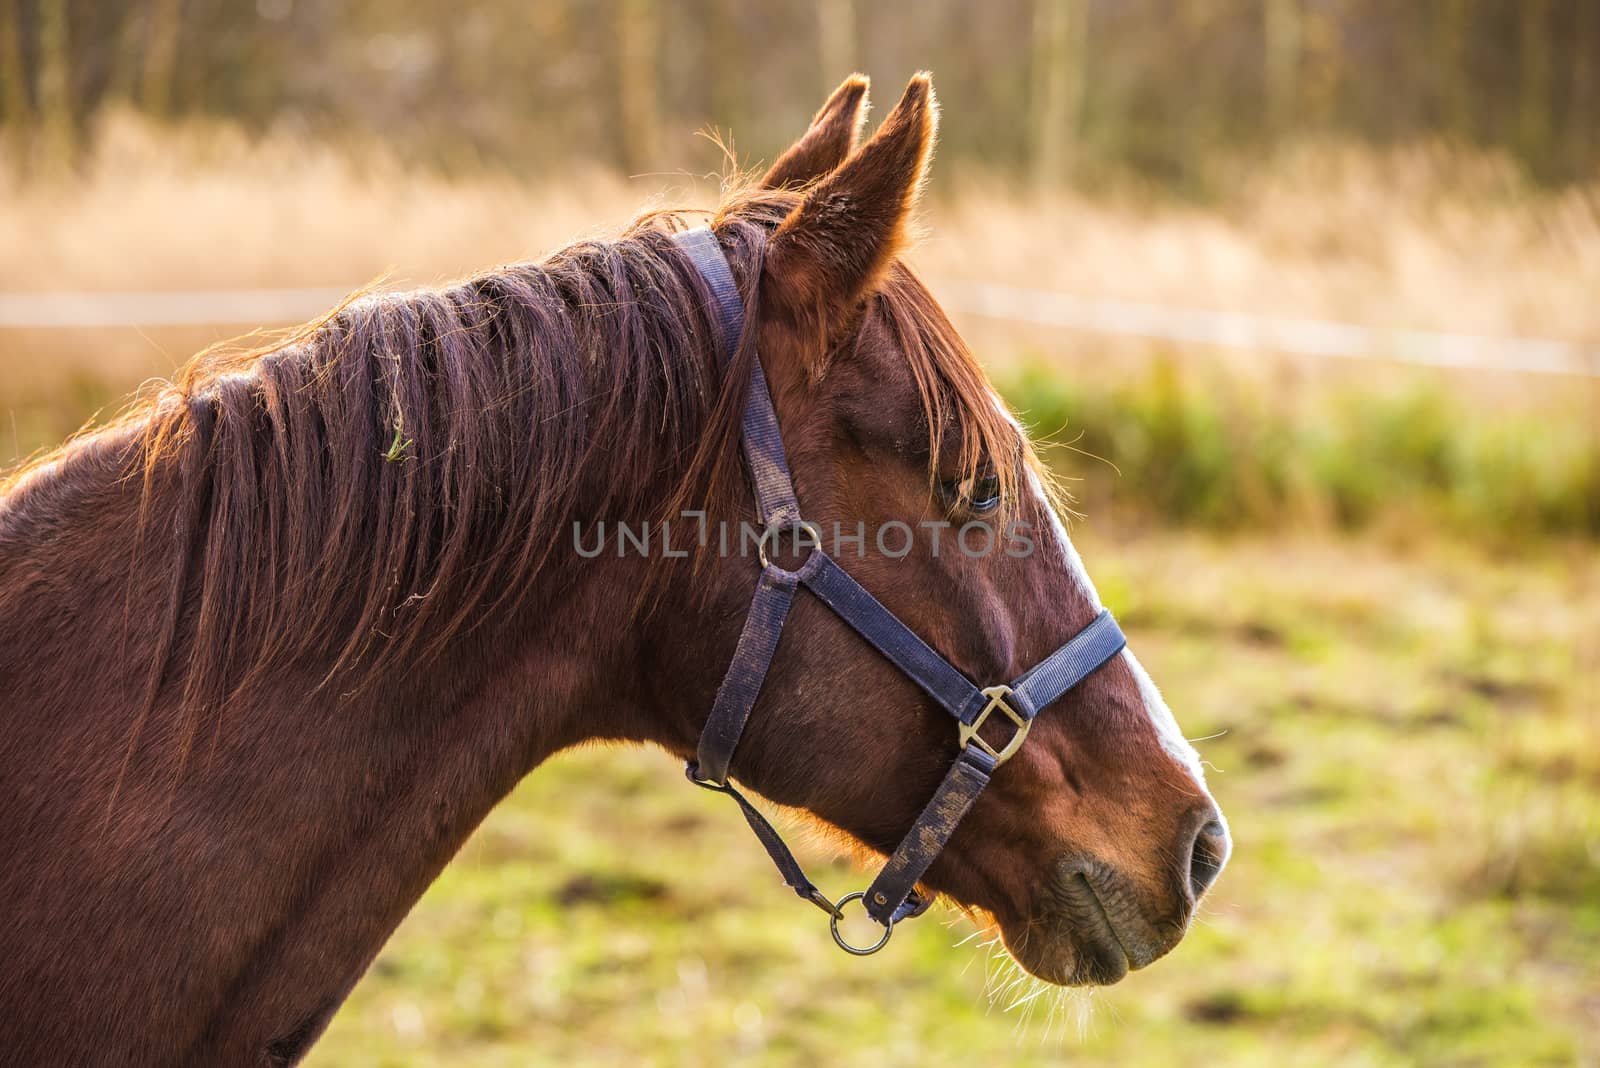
1, 182, 1032, 741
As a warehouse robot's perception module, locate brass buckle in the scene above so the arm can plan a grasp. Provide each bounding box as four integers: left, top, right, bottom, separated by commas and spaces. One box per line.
957, 685, 1031, 766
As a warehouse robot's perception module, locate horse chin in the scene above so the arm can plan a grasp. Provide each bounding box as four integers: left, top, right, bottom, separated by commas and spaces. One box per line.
997, 864, 1148, 987
999, 908, 1130, 988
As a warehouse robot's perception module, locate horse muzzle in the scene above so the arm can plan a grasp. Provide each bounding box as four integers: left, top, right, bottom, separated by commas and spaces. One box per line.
1006, 807, 1231, 986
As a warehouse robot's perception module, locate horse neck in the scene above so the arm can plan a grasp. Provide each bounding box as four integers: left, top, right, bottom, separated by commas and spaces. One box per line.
0, 372, 702, 1067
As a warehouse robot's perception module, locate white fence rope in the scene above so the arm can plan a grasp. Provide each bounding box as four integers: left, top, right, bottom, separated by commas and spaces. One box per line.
2, 282, 1596, 378
937, 281, 1600, 378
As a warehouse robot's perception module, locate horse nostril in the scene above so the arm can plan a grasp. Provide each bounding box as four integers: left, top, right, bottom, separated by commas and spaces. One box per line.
1188, 817, 1229, 900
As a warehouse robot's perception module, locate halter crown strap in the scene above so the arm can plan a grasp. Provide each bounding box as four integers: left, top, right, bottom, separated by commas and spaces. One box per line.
674, 226, 799, 527
671, 226, 1127, 942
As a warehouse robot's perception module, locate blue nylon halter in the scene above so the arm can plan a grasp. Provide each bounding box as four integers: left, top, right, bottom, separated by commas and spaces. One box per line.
673, 226, 1127, 953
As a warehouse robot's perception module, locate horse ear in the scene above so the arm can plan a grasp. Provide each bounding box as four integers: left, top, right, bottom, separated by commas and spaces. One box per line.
763, 74, 938, 362
760, 74, 871, 189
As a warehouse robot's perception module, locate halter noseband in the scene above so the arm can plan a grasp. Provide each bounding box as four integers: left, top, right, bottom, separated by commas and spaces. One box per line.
672, 226, 1127, 954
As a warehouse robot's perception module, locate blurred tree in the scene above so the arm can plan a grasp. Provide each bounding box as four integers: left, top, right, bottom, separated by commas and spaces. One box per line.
1574, 0, 1596, 173
0, 0, 29, 154
616, 0, 660, 173
1030, 0, 1085, 187
707, 0, 747, 146
0, 0, 1593, 189
1262, 0, 1301, 134
818, 0, 855, 94
34, 0, 70, 168
1298, 1, 1340, 129
1519, 0, 1552, 165
139, 0, 182, 118
1434, 0, 1470, 140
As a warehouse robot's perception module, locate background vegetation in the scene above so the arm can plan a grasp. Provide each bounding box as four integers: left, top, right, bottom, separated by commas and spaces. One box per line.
0, 2, 1595, 1065
3, 0, 1600, 188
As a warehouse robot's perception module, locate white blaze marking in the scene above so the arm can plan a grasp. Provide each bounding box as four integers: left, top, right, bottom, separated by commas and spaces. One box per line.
1000, 392, 1212, 795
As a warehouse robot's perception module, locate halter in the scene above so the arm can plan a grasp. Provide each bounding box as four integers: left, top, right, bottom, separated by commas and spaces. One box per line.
673, 227, 1127, 954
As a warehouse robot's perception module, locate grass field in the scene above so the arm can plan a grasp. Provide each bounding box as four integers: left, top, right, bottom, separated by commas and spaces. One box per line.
2, 120, 1596, 1065
304, 528, 1597, 1067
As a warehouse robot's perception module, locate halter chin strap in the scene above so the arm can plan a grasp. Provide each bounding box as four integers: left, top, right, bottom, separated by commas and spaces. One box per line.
672, 226, 1127, 949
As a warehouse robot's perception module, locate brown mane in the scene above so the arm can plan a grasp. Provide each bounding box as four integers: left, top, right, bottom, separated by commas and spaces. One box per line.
0, 187, 1024, 745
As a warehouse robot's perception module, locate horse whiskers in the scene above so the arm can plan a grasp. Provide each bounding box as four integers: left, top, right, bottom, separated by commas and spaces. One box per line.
949, 926, 988, 949
949, 904, 1107, 1049
1005, 980, 1051, 1013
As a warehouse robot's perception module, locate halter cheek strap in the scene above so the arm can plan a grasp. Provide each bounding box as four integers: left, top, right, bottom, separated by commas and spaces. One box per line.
672, 227, 1127, 949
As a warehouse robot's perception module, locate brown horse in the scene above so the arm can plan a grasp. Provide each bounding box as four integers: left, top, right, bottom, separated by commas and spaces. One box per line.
0, 74, 1228, 1065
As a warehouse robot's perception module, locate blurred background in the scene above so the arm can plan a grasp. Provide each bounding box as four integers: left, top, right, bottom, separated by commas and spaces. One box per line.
1, 2, 1596, 1065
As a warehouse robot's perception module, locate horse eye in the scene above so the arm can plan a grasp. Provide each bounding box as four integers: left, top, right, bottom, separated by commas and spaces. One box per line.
942, 472, 1002, 514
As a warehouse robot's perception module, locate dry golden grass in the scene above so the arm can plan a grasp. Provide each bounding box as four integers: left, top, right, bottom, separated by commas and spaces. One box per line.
0, 110, 658, 294
935, 144, 1600, 345
4, 111, 1596, 332
0, 112, 1593, 462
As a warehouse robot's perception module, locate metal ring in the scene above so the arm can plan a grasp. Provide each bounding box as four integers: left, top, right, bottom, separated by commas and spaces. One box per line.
828, 891, 894, 956
756, 519, 822, 572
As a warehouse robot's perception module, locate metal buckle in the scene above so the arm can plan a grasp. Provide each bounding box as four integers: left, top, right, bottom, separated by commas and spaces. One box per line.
804, 887, 844, 920
828, 891, 894, 955
756, 518, 822, 572
957, 685, 1031, 766
684, 761, 724, 790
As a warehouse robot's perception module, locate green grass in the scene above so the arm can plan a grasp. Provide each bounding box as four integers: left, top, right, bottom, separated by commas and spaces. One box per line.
7, 355, 1594, 545
3, 335, 1592, 1065
997, 358, 1600, 540
310, 530, 1598, 1067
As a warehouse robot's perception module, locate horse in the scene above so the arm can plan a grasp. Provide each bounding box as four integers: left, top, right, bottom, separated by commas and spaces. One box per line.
0, 73, 1228, 1065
